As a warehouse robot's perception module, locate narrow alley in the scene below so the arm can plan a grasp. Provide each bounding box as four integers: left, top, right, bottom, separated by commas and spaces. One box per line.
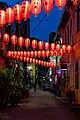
0, 89, 79, 120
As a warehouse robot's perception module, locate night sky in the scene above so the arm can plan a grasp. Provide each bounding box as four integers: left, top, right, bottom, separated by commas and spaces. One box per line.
0, 0, 64, 42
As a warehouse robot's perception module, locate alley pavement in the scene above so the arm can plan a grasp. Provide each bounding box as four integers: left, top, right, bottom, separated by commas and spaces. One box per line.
0, 88, 79, 120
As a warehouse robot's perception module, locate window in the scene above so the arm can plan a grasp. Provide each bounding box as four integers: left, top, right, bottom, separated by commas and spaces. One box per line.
77, 5, 80, 32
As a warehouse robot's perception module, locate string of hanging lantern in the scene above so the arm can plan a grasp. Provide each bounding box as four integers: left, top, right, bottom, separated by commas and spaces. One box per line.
3, 33, 72, 54
6, 51, 56, 68
0, 0, 68, 27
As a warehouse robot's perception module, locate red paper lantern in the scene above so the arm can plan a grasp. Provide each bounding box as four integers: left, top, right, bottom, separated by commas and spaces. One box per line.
38, 41, 44, 50
18, 37, 24, 47
51, 43, 55, 51
31, 51, 34, 57
24, 51, 27, 57
59, 48, 63, 56
6, 7, 14, 25
20, 56, 23, 61
27, 51, 30, 57
7, 51, 11, 57
11, 35, 17, 46
0, 10, 6, 26
46, 62, 49, 67
20, 51, 23, 57
42, 0, 54, 13
31, 0, 41, 16
25, 38, 30, 48
24, 57, 26, 62
62, 45, 66, 53
50, 50, 54, 56
41, 61, 44, 66
55, 0, 66, 9
36, 59, 38, 64
3, 33, 9, 43
50, 61, 54, 68
67, 45, 72, 53
32, 40, 37, 49
44, 61, 46, 66
54, 50, 58, 56
45, 42, 50, 50
56, 44, 60, 52
17, 51, 20, 56
16, 56, 19, 60
26, 57, 29, 62
14, 51, 17, 57
22, 0, 31, 20
46, 50, 50, 57
34, 51, 37, 57
30, 58, 32, 63
33, 59, 35, 64
42, 50, 45, 58
11, 51, 14, 57
38, 51, 41, 58
39, 60, 41, 65
14, 4, 22, 22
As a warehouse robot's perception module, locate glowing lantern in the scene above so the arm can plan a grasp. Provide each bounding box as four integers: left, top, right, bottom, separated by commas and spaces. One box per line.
50, 61, 54, 68
51, 43, 55, 51
42, 50, 45, 58
50, 50, 54, 56
27, 51, 30, 57
24, 57, 26, 62
34, 51, 37, 57
20, 56, 23, 61
62, 44, 66, 53
59, 48, 63, 56
33, 59, 35, 64
26, 57, 29, 62
30, 58, 32, 63
11, 35, 17, 46
14, 4, 22, 22
54, 50, 58, 56
22, 0, 31, 20
32, 40, 37, 49
17, 51, 20, 56
11, 51, 14, 57
7, 51, 11, 57
56, 44, 60, 52
6, 7, 14, 25
16, 56, 19, 60
42, 0, 54, 13
36, 59, 38, 64
41, 61, 44, 66
20, 51, 23, 57
39, 60, 41, 65
46, 62, 49, 67
38, 51, 41, 58
0, 10, 6, 26
31, 51, 34, 57
18, 37, 24, 47
44, 61, 46, 66
46, 50, 50, 57
24, 51, 27, 57
67, 45, 72, 53
14, 51, 17, 57
38, 41, 44, 50
31, 0, 41, 16
45, 42, 50, 50
3, 33, 9, 43
25, 38, 30, 48
55, 0, 66, 10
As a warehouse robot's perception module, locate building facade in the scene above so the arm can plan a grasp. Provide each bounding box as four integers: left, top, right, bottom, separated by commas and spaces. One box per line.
57, 1, 80, 103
